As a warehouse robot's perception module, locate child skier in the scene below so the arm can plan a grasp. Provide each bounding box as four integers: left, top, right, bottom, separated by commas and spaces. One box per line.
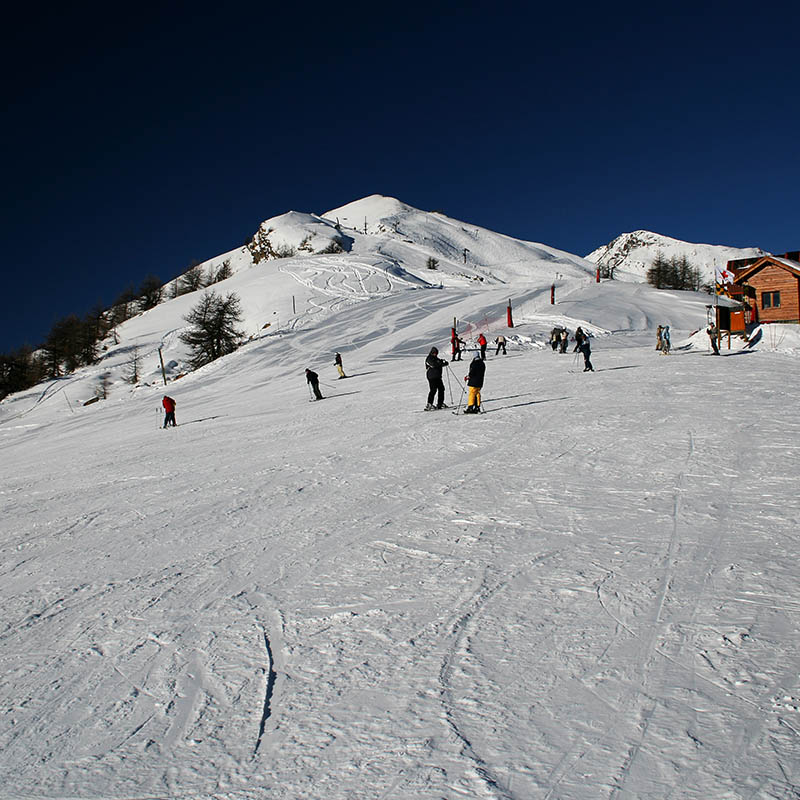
464, 352, 485, 413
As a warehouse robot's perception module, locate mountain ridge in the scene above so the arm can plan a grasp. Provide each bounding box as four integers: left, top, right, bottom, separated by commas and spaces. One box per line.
585, 229, 766, 283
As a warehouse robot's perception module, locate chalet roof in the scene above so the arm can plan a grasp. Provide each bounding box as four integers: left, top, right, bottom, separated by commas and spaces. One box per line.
773, 256, 800, 272
734, 255, 800, 283
708, 295, 745, 309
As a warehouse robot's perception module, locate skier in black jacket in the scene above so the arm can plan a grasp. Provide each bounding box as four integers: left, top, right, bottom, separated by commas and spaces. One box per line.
464, 352, 485, 413
425, 347, 448, 410
573, 329, 594, 372
306, 368, 324, 400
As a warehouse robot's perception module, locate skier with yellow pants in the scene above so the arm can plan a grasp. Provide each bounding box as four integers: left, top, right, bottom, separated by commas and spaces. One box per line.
464, 352, 485, 414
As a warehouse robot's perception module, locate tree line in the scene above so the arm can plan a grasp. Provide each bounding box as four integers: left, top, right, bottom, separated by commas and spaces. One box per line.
645, 253, 702, 291
0, 258, 235, 400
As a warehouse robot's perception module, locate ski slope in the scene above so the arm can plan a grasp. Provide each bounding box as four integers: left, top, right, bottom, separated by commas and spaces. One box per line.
2, 201, 800, 798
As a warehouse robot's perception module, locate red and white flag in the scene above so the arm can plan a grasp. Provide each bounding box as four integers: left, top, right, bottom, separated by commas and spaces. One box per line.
715, 267, 734, 285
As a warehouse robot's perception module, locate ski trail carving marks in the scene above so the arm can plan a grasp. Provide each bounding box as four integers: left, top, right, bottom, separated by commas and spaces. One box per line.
438, 551, 560, 800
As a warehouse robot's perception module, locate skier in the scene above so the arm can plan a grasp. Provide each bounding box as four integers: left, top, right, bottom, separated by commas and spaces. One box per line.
550, 328, 560, 352
662, 326, 671, 355
707, 324, 720, 355
334, 352, 347, 378
656, 325, 664, 351
162, 395, 177, 428
494, 334, 507, 355
463, 352, 486, 413
559, 329, 569, 353
477, 332, 487, 360
425, 347, 448, 410
306, 368, 324, 400
452, 336, 464, 361
574, 329, 594, 372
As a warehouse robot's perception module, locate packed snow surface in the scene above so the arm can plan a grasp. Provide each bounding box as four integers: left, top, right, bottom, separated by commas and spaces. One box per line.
2, 200, 800, 799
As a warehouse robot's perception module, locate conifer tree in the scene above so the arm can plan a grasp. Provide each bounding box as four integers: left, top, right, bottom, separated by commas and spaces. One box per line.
179, 291, 244, 369
178, 262, 207, 295
138, 275, 164, 310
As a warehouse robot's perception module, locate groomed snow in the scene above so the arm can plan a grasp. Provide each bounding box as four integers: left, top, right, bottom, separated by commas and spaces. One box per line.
2, 202, 800, 799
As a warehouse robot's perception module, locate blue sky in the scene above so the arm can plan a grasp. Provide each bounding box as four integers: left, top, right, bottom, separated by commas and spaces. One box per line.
2, 1, 798, 351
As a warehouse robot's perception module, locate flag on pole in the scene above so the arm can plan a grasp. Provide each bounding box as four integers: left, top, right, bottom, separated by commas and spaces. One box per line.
715, 266, 734, 295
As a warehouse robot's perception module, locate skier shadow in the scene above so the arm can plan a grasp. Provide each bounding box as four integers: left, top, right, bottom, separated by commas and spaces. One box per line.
483, 392, 534, 402
180, 415, 226, 426
745, 329, 762, 348
482, 396, 569, 414
345, 371, 376, 378
323, 391, 361, 399
597, 365, 641, 372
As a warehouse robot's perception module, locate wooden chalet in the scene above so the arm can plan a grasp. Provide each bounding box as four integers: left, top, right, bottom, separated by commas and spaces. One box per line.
729, 252, 800, 325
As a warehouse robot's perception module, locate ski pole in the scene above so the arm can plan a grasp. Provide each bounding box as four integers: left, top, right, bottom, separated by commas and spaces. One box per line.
445, 366, 453, 406
446, 364, 467, 412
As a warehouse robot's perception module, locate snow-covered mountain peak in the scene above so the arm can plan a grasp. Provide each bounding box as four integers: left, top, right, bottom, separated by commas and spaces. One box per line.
323, 194, 414, 232
585, 230, 766, 284
247, 210, 351, 262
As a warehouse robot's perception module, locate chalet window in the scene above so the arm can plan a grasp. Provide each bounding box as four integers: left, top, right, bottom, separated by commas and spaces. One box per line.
762, 291, 781, 309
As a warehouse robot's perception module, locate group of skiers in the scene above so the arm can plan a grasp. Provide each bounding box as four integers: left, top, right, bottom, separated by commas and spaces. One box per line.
162, 332, 596, 427
425, 346, 485, 413
656, 325, 672, 354
549, 326, 593, 371
159, 319, 734, 427
305, 352, 347, 401
451, 333, 507, 360
549, 327, 570, 353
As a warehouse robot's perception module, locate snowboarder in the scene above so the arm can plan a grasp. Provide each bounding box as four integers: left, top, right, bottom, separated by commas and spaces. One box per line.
306, 368, 324, 400
162, 395, 177, 428
463, 352, 485, 413
477, 332, 488, 360
559, 329, 569, 353
574, 329, 594, 372
334, 352, 347, 378
707, 324, 720, 355
662, 326, 671, 355
494, 334, 507, 355
656, 325, 664, 351
425, 347, 448, 410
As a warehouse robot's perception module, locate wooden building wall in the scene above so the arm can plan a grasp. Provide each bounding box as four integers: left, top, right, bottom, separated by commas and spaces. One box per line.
746, 264, 800, 323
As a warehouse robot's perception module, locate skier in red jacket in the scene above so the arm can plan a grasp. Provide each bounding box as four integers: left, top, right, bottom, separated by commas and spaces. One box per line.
477, 333, 487, 361
162, 395, 177, 428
